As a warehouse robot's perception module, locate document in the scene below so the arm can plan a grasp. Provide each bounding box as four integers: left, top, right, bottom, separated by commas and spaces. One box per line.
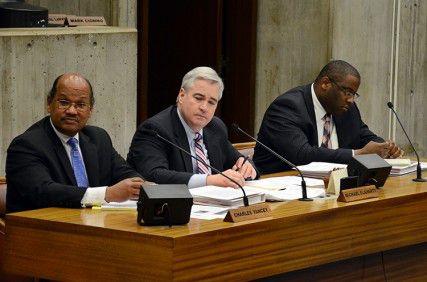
190, 205, 229, 220
245, 186, 326, 201
245, 176, 324, 191
92, 200, 137, 210
296, 162, 347, 178
190, 186, 265, 207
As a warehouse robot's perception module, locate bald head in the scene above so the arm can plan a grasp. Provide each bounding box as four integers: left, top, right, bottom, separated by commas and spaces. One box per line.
48, 73, 94, 106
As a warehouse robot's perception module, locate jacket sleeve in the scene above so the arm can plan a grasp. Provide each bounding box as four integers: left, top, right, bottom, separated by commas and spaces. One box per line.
127, 122, 193, 185
6, 137, 86, 212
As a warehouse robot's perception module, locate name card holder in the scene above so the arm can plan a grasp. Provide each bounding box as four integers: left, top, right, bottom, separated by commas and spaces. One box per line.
48, 14, 67, 26
224, 202, 272, 223
337, 185, 379, 203
66, 16, 107, 27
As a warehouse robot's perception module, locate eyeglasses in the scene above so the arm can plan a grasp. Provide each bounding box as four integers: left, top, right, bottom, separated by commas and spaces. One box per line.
56, 99, 90, 111
328, 77, 360, 100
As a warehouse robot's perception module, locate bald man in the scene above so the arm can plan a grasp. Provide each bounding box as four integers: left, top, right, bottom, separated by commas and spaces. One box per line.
6, 73, 144, 212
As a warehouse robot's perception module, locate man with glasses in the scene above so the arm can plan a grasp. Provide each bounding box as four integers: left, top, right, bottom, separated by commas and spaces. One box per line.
6, 73, 144, 212
253, 60, 403, 174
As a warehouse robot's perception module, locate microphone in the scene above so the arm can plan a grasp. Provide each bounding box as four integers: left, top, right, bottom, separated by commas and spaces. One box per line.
387, 102, 426, 182
146, 129, 250, 206
231, 124, 313, 201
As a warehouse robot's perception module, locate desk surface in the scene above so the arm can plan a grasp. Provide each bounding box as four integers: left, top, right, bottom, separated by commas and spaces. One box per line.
3, 173, 427, 281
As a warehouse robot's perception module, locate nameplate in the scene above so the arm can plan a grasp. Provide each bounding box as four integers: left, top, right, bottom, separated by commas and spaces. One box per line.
66, 16, 107, 27
337, 185, 379, 203
224, 203, 272, 223
48, 14, 67, 25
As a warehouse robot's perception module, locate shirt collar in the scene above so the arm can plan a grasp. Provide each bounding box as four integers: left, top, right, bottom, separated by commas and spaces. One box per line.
176, 108, 203, 139
49, 117, 79, 144
311, 83, 328, 122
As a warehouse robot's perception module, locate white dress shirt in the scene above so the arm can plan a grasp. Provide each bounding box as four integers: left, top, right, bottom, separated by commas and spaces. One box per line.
176, 108, 211, 188
311, 84, 339, 149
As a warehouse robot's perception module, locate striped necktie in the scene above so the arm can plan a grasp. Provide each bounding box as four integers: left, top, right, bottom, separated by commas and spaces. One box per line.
67, 137, 89, 188
194, 132, 211, 174
321, 114, 332, 149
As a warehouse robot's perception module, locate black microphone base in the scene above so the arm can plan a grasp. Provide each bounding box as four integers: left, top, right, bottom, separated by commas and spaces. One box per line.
413, 178, 427, 182
298, 197, 313, 201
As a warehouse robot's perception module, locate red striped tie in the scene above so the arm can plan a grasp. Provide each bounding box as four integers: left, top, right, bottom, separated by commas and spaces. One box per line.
321, 114, 332, 149
194, 132, 211, 174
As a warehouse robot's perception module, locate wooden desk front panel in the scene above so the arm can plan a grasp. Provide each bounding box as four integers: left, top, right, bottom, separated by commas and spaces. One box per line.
2, 174, 427, 281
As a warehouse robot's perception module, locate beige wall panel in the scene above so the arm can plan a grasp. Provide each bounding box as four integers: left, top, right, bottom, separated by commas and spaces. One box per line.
394, 0, 427, 156
255, 0, 330, 132
330, 0, 394, 140
0, 30, 137, 175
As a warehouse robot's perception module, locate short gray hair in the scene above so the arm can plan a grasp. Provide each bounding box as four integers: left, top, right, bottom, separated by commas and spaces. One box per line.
180, 66, 224, 100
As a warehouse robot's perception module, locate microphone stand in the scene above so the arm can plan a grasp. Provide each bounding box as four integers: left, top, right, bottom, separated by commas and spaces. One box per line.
387, 102, 426, 182
231, 124, 312, 201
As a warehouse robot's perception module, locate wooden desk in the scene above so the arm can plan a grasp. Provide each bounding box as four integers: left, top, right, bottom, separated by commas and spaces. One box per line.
2, 173, 427, 281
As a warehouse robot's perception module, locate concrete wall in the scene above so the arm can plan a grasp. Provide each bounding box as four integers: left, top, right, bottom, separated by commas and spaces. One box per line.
256, 0, 427, 157
27, 0, 137, 27
0, 27, 137, 175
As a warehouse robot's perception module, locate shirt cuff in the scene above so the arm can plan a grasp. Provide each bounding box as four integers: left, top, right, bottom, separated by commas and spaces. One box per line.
81, 186, 108, 207
352, 150, 355, 157
188, 174, 208, 188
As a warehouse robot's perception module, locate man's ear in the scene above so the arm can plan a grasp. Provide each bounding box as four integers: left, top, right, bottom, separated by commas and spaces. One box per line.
177, 88, 185, 104
320, 76, 331, 91
47, 98, 52, 113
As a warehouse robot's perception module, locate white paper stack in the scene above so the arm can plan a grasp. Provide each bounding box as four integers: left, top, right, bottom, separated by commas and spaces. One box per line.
190, 186, 265, 208
385, 159, 418, 176
296, 162, 347, 178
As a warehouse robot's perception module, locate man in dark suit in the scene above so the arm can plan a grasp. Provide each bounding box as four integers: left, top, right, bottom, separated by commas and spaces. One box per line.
127, 66, 257, 188
253, 60, 403, 174
6, 73, 144, 212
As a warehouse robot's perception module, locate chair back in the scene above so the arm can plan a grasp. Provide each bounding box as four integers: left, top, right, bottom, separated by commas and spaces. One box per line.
0, 177, 6, 218
232, 141, 256, 159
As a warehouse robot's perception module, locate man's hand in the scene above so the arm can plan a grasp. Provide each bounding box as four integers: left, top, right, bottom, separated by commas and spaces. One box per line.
105, 177, 144, 202
385, 140, 404, 159
207, 169, 245, 188
232, 157, 257, 180
355, 141, 389, 158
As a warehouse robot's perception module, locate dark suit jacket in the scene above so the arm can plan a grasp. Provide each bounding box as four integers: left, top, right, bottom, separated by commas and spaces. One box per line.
127, 106, 245, 185
253, 84, 384, 174
6, 116, 139, 212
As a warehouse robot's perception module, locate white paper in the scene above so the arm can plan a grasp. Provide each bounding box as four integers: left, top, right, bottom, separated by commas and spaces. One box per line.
190, 204, 229, 220
245, 186, 325, 201
245, 176, 324, 191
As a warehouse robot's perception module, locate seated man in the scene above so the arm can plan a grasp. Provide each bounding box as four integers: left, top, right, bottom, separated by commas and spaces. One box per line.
253, 60, 403, 174
6, 73, 144, 212
127, 66, 257, 188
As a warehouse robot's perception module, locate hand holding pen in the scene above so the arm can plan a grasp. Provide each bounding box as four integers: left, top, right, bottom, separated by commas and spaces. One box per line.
232, 156, 256, 181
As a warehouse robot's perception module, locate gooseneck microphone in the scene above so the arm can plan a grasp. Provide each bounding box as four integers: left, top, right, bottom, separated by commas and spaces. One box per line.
231, 124, 312, 201
387, 102, 426, 182
147, 129, 250, 206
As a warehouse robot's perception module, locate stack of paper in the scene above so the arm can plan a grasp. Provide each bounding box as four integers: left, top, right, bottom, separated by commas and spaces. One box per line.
296, 162, 347, 178
93, 200, 137, 210
190, 186, 265, 208
385, 159, 419, 176
245, 176, 324, 190
245, 186, 325, 201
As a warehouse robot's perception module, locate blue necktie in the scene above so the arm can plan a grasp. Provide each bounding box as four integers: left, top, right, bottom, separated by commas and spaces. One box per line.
67, 137, 89, 188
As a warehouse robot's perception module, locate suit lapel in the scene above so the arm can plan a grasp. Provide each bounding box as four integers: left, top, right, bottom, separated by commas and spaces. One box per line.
172, 108, 193, 173
302, 84, 319, 146
79, 132, 100, 187
334, 115, 347, 147
43, 117, 77, 186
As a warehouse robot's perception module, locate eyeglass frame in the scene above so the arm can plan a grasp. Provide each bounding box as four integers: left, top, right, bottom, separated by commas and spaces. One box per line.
327, 76, 360, 100
55, 99, 91, 112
